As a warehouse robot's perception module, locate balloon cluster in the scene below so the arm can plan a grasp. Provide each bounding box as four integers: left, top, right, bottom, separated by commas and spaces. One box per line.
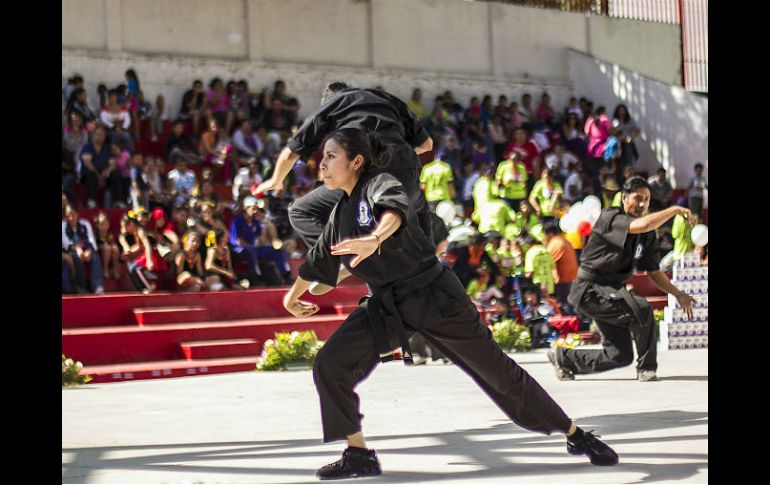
559, 195, 602, 237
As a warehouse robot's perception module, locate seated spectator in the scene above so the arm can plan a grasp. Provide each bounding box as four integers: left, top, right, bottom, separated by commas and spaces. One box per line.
62, 205, 104, 294
206, 77, 234, 136
536, 92, 555, 125
194, 179, 225, 216
518, 93, 535, 128
151, 92, 168, 142
143, 156, 173, 211
506, 101, 522, 132
233, 80, 251, 123
193, 202, 228, 256
487, 113, 508, 163
175, 231, 207, 292
422, 106, 448, 143
109, 141, 131, 208
466, 268, 503, 304
178, 79, 206, 136
65, 87, 97, 125
529, 168, 563, 221
232, 119, 264, 164
648, 167, 673, 212
199, 119, 233, 181
100, 89, 134, 153
612, 104, 641, 168
436, 134, 463, 181
521, 286, 558, 348
265, 180, 297, 253
147, 207, 181, 265
79, 126, 123, 208
494, 95, 510, 120
232, 160, 263, 206
167, 157, 197, 207
229, 197, 291, 287
545, 143, 579, 183
94, 211, 121, 280
62, 251, 76, 294
407, 88, 427, 119
62, 110, 89, 205
204, 229, 239, 291
561, 112, 588, 160
129, 152, 148, 209
564, 96, 584, 121
687, 162, 708, 220
514, 199, 540, 236
171, 204, 193, 238
166, 121, 201, 165
262, 98, 293, 141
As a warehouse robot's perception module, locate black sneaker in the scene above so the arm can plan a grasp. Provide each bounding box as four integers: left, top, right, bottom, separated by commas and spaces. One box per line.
567, 429, 619, 466
547, 349, 574, 381
316, 447, 382, 480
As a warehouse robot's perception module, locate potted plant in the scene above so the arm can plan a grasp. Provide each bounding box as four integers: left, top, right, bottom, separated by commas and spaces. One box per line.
256, 330, 325, 371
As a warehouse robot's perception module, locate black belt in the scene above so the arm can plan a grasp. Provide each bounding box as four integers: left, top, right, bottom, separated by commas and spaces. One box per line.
364, 261, 444, 365
575, 268, 647, 327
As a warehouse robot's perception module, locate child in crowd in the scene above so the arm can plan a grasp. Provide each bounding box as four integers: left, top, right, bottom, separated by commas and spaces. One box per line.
95, 212, 121, 280
204, 229, 239, 291
175, 231, 207, 292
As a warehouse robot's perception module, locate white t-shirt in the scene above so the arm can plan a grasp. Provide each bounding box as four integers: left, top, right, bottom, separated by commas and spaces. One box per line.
232, 167, 263, 200
564, 172, 583, 202
545, 151, 579, 178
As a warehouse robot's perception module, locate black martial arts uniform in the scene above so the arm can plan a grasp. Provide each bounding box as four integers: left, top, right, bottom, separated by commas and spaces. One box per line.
557, 207, 660, 374
299, 171, 572, 443
286, 87, 433, 249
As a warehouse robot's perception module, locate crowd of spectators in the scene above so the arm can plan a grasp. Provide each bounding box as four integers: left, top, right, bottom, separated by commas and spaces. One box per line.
61, 71, 707, 300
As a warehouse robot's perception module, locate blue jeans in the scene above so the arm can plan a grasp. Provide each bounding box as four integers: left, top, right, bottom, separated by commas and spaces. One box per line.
69, 249, 104, 292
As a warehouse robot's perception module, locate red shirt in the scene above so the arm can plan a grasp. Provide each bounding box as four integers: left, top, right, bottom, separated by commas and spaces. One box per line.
504, 141, 541, 173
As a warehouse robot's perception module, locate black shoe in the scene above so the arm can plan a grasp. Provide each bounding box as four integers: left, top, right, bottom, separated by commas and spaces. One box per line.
316, 447, 382, 480
547, 349, 574, 381
567, 429, 619, 466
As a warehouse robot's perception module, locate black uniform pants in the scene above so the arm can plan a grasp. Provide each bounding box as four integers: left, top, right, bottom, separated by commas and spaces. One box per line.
558, 286, 658, 374
312, 269, 572, 443
289, 167, 432, 251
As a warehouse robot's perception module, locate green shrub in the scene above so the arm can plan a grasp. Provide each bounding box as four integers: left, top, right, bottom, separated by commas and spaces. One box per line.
491, 319, 532, 352
256, 330, 325, 371
62, 354, 92, 386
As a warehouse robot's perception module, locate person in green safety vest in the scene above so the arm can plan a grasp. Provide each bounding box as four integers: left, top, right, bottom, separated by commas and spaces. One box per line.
420, 157, 455, 206
472, 163, 497, 211
514, 199, 540, 235
529, 168, 563, 220
523, 233, 556, 296
658, 213, 699, 271
472, 197, 516, 235
496, 151, 528, 211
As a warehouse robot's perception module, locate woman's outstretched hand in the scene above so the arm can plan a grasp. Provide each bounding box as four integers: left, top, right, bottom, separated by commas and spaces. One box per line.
331, 235, 378, 268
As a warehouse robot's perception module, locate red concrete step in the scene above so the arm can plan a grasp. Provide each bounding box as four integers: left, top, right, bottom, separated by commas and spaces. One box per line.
334, 303, 358, 315
180, 338, 260, 360
80, 356, 260, 384
133, 306, 211, 325
62, 314, 346, 365
646, 296, 668, 310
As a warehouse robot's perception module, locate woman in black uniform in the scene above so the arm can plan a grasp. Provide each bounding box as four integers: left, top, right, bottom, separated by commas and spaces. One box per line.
282, 129, 619, 479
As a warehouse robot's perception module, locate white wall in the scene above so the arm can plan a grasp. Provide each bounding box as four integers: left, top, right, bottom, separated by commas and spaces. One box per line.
567, 49, 708, 192
62, 0, 682, 84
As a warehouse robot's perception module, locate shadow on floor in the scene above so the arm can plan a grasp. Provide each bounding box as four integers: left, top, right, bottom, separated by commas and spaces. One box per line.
62, 409, 707, 483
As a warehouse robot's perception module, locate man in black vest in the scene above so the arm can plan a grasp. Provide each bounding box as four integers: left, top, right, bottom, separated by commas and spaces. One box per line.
548, 177, 695, 382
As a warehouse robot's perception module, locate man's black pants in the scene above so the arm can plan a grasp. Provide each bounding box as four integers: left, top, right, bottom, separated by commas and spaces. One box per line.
312, 268, 572, 442
558, 286, 658, 374
289, 167, 433, 251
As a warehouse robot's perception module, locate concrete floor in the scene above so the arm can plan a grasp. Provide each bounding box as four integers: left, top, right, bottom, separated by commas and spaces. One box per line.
63, 348, 708, 484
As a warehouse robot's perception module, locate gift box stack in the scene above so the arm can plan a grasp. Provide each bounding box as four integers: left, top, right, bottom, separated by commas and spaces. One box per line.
659, 252, 708, 350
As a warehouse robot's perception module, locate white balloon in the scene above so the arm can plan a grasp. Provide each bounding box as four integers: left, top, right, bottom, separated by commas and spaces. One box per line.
560, 212, 579, 232
447, 226, 477, 243
583, 195, 602, 212
691, 224, 708, 246
569, 201, 587, 221
436, 201, 456, 224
